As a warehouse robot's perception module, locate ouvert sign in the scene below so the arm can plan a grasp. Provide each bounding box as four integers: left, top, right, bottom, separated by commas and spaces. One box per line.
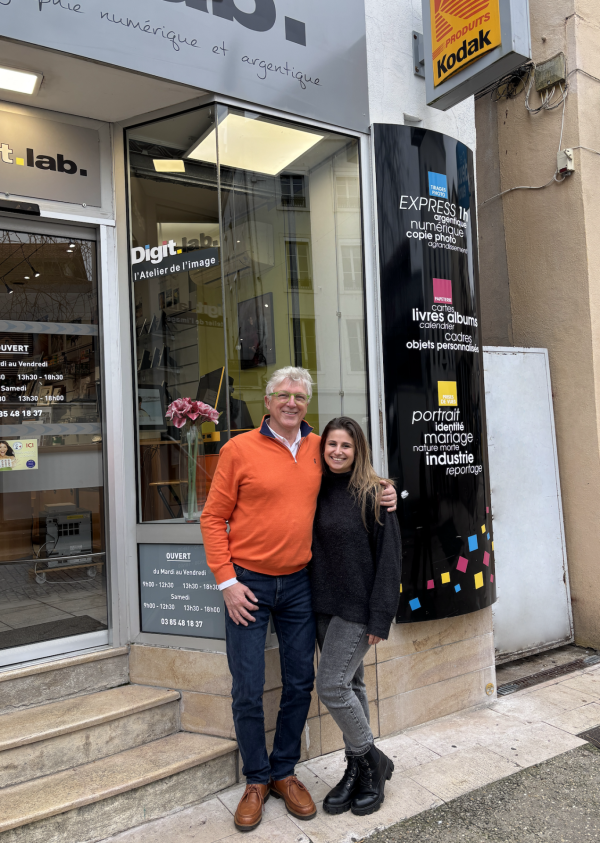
0, 0, 369, 132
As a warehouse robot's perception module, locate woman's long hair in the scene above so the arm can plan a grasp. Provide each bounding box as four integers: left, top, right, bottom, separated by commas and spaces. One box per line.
320, 417, 394, 528
0, 440, 15, 457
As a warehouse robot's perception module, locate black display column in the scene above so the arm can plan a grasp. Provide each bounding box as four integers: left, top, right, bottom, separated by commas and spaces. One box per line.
373, 124, 496, 622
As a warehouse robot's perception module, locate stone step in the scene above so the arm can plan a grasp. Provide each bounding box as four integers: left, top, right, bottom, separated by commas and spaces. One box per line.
0, 685, 181, 788
0, 732, 238, 843
0, 647, 130, 715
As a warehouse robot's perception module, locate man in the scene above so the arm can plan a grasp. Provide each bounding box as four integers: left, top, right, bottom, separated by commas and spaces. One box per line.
201, 366, 396, 832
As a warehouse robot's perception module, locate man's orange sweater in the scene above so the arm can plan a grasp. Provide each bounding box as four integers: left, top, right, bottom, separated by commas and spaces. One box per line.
200, 418, 322, 585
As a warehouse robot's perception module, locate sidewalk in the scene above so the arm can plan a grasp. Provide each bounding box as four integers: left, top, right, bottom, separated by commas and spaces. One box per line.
101, 658, 600, 843
367, 742, 600, 842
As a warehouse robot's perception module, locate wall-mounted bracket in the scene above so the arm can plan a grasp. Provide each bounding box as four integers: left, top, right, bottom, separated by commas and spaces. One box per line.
413, 31, 425, 77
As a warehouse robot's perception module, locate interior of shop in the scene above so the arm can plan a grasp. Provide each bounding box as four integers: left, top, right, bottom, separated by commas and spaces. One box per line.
129, 104, 369, 523
0, 230, 107, 650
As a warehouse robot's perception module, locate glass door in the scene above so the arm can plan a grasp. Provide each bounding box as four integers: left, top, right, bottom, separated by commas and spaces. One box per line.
0, 227, 107, 662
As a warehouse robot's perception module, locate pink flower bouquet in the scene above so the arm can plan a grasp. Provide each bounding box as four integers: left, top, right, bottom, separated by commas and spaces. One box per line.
165, 398, 219, 429
165, 398, 219, 522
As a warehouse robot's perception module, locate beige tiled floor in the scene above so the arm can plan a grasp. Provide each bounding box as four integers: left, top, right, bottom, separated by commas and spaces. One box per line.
0, 586, 108, 632
0, 558, 108, 639
103, 662, 600, 843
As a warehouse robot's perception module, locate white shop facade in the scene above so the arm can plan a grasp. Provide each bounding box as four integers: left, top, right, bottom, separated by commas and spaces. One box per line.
0, 0, 497, 757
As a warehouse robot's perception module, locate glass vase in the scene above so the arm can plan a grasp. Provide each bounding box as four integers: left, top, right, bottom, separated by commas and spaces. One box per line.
179, 424, 206, 522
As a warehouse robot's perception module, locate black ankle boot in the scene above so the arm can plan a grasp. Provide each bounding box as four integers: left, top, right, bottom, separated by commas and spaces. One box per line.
323, 755, 360, 814
351, 744, 394, 816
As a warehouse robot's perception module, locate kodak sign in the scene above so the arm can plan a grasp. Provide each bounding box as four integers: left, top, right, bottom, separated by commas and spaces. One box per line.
430, 0, 502, 87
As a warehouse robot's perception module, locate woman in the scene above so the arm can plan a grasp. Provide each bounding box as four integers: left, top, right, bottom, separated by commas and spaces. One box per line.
0, 440, 16, 470
310, 417, 402, 817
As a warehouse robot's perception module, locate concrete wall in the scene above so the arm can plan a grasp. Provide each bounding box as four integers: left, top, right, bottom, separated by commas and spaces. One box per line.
476, 0, 600, 646
365, 0, 476, 145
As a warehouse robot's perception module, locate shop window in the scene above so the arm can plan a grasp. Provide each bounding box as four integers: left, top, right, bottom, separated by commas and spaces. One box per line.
346, 319, 366, 372
280, 174, 307, 208
341, 244, 363, 291
127, 105, 368, 524
0, 229, 107, 652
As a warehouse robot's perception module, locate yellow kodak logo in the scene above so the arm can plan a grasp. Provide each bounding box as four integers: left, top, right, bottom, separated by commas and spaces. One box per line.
430, 0, 502, 87
438, 381, 458, 406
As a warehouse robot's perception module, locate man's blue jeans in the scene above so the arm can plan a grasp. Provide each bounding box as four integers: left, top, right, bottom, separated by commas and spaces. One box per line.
226, 565, 315, 783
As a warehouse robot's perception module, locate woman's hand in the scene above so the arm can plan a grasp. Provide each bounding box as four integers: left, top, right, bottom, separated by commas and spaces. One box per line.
368, 634, 383, 645
380, 480, 397, 512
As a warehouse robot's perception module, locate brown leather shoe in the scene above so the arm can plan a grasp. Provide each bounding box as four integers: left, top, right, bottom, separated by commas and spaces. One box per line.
269, 775, 317, 820
234, 783, 270, 832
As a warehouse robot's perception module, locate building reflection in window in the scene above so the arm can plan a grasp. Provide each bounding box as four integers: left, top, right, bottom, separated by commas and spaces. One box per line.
128, 105, 369, 523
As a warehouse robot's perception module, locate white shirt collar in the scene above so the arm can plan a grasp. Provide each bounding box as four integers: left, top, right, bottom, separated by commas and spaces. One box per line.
267, 421, 302, 456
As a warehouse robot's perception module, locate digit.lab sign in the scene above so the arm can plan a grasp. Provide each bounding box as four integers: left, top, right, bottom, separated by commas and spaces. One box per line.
0, 112, 101, 206
422, 0, 531, 110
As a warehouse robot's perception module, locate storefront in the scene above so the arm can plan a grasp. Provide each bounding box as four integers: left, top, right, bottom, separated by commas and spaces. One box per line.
129, 102, 370, 648
0, 0, 495, 759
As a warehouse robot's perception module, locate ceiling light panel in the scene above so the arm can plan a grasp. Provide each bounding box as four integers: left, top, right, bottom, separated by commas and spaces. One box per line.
153, 159, 186, 173
0, 65, 43, 95
186, 114, 323, 176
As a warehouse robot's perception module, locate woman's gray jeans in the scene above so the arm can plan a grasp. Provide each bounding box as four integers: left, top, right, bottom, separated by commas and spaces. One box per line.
316, 614, 373, 756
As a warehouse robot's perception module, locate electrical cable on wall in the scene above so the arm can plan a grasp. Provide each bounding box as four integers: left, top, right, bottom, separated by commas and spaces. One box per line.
479, 173, 565, 207
478, 55, 578, 207
571, 146, 600, 158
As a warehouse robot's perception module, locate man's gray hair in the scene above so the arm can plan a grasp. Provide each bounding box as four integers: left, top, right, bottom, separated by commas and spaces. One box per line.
266, 367, 313, 400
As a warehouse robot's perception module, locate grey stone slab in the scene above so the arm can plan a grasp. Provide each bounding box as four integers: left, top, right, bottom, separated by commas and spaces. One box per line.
0, 753, 237, 843
294, 764, 334, 804
544, 702, 600, 735
220, 816, 311, 843
96, 797, 236, 843
406, 746, 520, 802
524, 683, 598, 710
0, 655, 129, 715
304, 749, 347, 788
405, 707, 524, 757
489, 693, 566, 724
0, 701, 180, 788
483, 722, 586, 769
288, 776, 442, 843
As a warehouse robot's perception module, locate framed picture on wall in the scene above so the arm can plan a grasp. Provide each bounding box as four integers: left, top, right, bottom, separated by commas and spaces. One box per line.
237, 292, 276, 370
138, 386, 166, 431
